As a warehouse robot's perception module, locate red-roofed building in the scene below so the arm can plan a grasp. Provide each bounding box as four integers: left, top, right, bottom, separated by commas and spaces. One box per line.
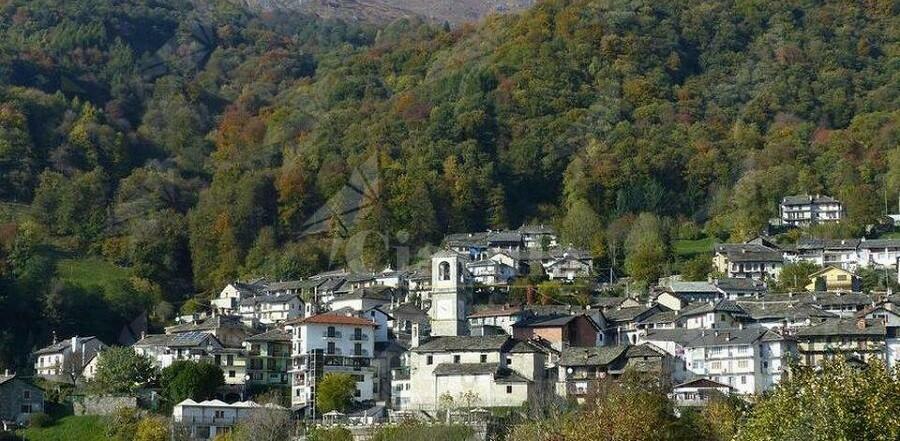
285, 312, 377, 416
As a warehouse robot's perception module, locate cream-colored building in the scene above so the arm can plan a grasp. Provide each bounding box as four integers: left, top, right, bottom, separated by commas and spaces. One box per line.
401, 335, 550, 411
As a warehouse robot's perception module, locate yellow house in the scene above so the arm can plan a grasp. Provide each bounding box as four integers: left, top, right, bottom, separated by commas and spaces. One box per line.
805, 266, 860, 292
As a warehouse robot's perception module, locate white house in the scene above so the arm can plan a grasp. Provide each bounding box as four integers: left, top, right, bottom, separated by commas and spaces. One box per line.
467, 305, 529, 336
466, 259, 517, 286
682, 328, 794, 395
670, 378, 734, 407
133, 332, 224, 369
780, 194, 843, 226
713, 243, 783, 280
857, 239, 900, 269
172, 399, 287, 440
238, 292, 305, 325
857, 301, 900, 370
285, 313, 377, 416
543, 254, 593, 280
211, 282, 266, 316
33, 336, 107, 381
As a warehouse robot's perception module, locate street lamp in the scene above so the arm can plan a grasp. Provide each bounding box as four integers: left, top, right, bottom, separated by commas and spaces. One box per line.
242, 374, 251, 401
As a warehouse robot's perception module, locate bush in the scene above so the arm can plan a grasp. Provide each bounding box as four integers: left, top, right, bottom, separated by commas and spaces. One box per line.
27, 412, 53, 428
372, 422, 473, 441
307, 426, 352, 441
0, 431, 24, 441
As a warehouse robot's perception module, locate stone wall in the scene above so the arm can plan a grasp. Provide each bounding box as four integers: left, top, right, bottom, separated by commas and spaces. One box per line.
73, 395, 137, 416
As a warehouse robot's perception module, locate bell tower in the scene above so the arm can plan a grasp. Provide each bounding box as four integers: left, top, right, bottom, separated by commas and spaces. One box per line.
429, 250, 469, 336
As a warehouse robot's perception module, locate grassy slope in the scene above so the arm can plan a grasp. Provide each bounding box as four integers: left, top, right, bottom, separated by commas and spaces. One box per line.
673, 237, 717, 257
18, 416, 107, 441
55, 257, 132, 291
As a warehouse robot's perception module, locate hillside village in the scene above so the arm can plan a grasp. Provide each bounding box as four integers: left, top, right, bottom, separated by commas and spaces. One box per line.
6, 192, 900, 438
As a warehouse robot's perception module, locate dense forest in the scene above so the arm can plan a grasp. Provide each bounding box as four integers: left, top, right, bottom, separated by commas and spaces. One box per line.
0, 0, 898, 369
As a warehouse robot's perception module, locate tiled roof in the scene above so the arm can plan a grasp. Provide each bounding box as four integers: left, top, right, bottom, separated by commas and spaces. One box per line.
336, 286, 394, 301
285, 313, 376, 327
679, 300, 745, 317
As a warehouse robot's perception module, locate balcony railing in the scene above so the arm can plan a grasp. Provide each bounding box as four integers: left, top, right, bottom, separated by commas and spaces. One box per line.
174, 415, 238, 425
349, 334, 369, 341
323, 331, 343, 338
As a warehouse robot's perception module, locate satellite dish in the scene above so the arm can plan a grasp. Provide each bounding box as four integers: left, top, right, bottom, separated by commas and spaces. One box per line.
566, 367, 573, 374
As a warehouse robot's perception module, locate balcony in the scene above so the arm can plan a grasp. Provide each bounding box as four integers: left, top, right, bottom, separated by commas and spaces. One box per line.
174, 415, 238, 425
349, 333, 369, 341
323, 331, 343, 339
350, 349, 370, 357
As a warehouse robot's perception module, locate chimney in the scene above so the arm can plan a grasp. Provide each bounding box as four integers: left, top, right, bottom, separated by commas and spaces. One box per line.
71, 336, 78, 352
856, 319, 866, 330
52, 331, 58, 345
411, 322, 420, 348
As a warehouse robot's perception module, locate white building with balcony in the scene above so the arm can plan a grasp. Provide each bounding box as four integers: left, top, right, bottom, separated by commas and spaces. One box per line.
682, 328, 794, 395
780, 194, 844, 227
285, 313, 376, 416
172, 399, 288, 440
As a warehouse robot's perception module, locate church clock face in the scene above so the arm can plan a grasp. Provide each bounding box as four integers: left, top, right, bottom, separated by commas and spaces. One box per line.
436, 299, 453, 317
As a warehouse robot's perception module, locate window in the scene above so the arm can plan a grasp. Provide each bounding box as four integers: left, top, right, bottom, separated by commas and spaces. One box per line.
439, 262, 451, 281
740, 376, 747, 385
327, 342, 336, 354
454, 355, 461, 363
426, 355, 433, 365
506, 385, 513, 394
227, 355, 234, 366
327, 326, 336, 337
20, 404, 32, 414
229, 370, 235, 378
215, 410, 225, 419
737, 360, 748, 369
480, 354, 487, 363
762, 361, 768, 369
710, 361, 722, 370
23, 390, 30, 400
506, 358, 512, 366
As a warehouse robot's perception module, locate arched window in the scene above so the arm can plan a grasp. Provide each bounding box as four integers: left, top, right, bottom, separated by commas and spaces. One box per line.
439, 261, 451, 281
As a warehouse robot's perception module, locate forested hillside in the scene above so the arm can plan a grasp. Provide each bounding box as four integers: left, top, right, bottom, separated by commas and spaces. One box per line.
1, 0, 898, 368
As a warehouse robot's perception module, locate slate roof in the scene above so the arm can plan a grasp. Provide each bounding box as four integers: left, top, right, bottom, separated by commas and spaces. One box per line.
35, 336, 101, 355
266, 280, 321, 291
714, 278, 767, 293
858, 239, 900, 249
643, 329, 705, 345
736, 301, 835, 322
165, 315, 247, 334
674, 378, 733, 390
559, 346, 627, 367
668, 281, 720, 294
240, 292, 300, 306
715, 243, 783, 262
337, 286, 394, 301
412, 335, 510, 353
604, 305, 657, 323
796, 319, 886, 337
517, 224, 556, 235
781, 194, 839, 205
433, 362, 499, 376
468, 305, 525, 319
512, 314, 579, 328
795, 238, 860, 251
495, 367, 532, 383
687, 328, 771, 347
679, 300, 746, 317
592, 297, 629, 309
637, 310, 679, 325
245, 329, 292, 343
135, 331, 218, 348
389, 303, 428, 319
